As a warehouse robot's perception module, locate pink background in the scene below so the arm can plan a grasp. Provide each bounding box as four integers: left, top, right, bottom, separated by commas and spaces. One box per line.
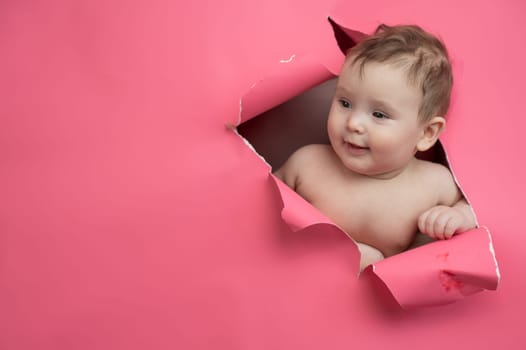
1, 0, 524, 348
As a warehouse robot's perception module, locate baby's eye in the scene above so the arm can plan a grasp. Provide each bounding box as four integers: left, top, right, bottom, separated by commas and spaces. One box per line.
339, 99, 351, 109
372, 111, 389, 119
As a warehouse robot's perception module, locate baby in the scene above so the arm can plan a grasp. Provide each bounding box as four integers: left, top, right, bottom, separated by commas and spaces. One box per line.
275, 24, 477, 271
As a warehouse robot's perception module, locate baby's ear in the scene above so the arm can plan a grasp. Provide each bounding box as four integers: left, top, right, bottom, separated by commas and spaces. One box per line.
416, 116, 446, 152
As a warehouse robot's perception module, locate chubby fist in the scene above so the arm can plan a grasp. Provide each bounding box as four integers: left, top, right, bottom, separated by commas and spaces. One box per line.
418, 205, 475, 240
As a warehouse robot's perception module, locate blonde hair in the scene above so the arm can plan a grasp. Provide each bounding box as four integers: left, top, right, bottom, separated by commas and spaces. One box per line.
348, 24, 453, 121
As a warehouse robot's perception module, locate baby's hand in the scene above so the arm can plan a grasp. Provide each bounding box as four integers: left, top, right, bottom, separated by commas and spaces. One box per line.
418, 205, 473, 240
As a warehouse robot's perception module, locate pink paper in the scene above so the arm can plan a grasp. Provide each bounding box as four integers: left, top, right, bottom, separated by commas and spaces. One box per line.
1, 0, 523, 348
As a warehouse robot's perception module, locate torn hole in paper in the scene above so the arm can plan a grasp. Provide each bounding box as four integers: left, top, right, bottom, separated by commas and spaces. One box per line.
226, 17, 500, 308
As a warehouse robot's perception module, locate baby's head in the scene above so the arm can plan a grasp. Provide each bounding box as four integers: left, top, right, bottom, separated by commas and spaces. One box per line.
327, 24, 453, 178
348, 24, 453, 122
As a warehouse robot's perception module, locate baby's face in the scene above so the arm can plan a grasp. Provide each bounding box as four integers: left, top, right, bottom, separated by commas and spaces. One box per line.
327, 59, 426, 179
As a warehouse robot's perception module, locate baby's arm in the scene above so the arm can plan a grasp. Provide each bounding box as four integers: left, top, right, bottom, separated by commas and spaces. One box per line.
357, 243, 384, 272
417, 166, 477, 240
274, 145, 316, 190
274, 155, 298, 190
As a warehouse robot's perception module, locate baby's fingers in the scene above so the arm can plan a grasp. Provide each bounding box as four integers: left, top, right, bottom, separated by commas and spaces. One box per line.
418, 208, 438, 238
418, 206, 455, 240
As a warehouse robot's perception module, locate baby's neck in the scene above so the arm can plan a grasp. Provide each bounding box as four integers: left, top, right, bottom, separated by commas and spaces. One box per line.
348, 157, 418, 181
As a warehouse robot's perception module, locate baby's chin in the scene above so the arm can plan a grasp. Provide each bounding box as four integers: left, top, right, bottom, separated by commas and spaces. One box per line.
340, 160, 406, 180
330, 145, 409, 179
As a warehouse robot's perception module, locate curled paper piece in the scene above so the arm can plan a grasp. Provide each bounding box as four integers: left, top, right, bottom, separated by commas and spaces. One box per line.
328, 17, 368, 55
270, 173, 336, 231
238, 18, 500, 308
238, 54, 336, 125
236, 18, 366, 125
367, 227, 500, 308
269, 174, 361, 273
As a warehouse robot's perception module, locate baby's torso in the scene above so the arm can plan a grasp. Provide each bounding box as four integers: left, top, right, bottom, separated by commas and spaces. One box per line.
295, 146, 440, 256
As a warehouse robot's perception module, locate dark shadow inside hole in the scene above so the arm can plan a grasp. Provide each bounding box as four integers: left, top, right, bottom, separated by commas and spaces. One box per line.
237, 78, 336, 171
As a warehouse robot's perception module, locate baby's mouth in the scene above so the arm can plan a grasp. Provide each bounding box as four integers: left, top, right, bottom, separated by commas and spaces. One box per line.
345, 141, 369, 155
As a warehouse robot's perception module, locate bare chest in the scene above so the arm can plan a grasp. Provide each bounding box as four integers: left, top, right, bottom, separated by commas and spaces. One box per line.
297, 172, 435, 256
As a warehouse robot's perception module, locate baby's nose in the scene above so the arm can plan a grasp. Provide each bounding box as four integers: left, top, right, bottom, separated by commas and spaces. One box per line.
347, 113, 365, 134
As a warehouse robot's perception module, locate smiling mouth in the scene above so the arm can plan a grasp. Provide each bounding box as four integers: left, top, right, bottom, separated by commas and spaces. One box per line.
344, 141, 369, 155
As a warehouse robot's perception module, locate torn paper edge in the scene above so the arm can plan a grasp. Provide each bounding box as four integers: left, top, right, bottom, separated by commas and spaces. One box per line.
225, 53, 335, 170
268, 174, 362, 277
233, 53, 336, 125
484, 225, 501, 283
232, 130, 272, 170
441, 141, 480, 227
228, 95, 272, 170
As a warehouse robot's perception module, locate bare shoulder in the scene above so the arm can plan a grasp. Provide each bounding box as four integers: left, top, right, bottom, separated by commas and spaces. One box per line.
274, 144, 332, 189
414, 159, 451, 178
290, 143, 332, 159
414, 160, 461, 205
280, 144, 333, 169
